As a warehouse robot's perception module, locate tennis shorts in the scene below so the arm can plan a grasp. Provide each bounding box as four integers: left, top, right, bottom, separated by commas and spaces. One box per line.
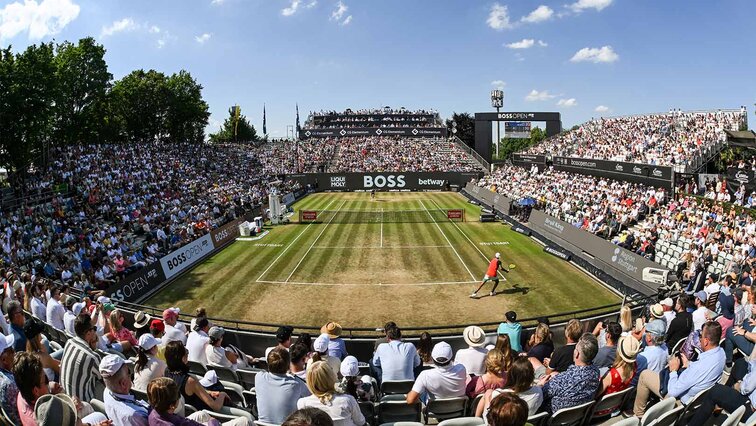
482, 275, 499, 283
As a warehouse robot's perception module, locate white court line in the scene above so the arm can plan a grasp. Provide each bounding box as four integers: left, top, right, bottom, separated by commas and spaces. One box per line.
284, 199, 348, 282
256, 279, 479, 287
380, 208, 384, 248
255, 197, 338, 282
312, 245, 453, 249
418, 199, 477, 281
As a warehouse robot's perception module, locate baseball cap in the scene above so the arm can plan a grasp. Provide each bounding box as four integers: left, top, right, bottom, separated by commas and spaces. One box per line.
495, 253, 500, 258
340, 355, 359, 377
505, 311, 517, 322
23, 318, 47, 340
96, 296, 110, 304
617, 336, 640, 363
431, 341, 453, 363
661, 298, 674, 308
0, 333, 14, 354
34, 394, 78, 426
99, 354, 132, 378
208, 326, 225, 339
199, 370, 218, 387
695, 291, 708, 303
71, 302, 85, 316
64, 297, 77, 309
276, 325, 294, 342
102, 303, 116, 313
150, 319, 165, 333
169, 307, 181, 315
645, 320, 666, 337
162, 309, 178, 320
314, 334, 330, 353
138, 334, 161, 351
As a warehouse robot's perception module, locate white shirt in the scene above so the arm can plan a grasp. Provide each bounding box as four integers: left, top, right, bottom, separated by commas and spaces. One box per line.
454, 347, 488, 376
103, 388, 149, 426
297, 394, 365, 426
31, 297, 47, 322
132, 355, 167, 391
163, 324, 186, 345
411, 363, 467, 399
663, 311, 676, 331
487, 387, 543, 419
186, 331, 210, 365
46, 298, 66, 330
692, 306, 708, 332
63, 311, 77, 336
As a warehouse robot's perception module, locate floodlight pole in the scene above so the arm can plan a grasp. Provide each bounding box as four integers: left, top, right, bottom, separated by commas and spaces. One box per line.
491, 90, 504, 159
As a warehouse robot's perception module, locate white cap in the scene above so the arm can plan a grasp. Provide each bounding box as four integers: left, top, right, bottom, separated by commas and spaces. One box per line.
138, 334, 161, 351
169, 307, 180, 315
661, 298, 674, 307
431, 341, 453, 363
0, 334, 14, 354
495, 253, 500, 258
340, 355, 359, 377
99, 354, 132, 378
96, 296, 110, 304
199, 370, 218, 387
314, 333, 330, 353
72, 302, 85, 316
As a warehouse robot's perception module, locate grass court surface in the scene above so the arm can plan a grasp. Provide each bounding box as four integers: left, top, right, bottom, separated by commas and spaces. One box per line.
145, 192, 620, 330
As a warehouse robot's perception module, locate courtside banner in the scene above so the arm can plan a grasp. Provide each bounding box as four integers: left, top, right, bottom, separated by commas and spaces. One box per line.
210, 213, 254, 248
160, 233, 214, 280
552, 156, 673, 190
106, 263, 165, 303
512, 154, 546, 167
289, 172, 482, 191
300, 127, 447, 139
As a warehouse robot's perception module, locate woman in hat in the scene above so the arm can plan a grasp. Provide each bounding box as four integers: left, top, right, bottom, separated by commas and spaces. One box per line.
595, 336, 640, 416
133, 311, 152, 339
297, 361, 365, 426
308, 334, 341, 378
320, 322, 347, 360
134, 334, 167, 392
337, 356, 373, 402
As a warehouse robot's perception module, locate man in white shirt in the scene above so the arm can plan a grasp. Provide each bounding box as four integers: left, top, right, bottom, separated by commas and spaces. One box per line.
205, 326, 254, 371
693, 291, 710, 332
161, 308, 186, 345
186, 318, 211, 366
407, 342, 466, 404
661, 298, 676, 331
372, 325, 420, 383
63, 300, 84, 336
100, 354, 149, 426
30, 292, 46, 323
45, 287, 66, 330
454, 326, 488, 376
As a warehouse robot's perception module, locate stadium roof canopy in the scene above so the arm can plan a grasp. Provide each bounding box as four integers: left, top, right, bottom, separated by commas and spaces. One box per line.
726, 130, 756, 148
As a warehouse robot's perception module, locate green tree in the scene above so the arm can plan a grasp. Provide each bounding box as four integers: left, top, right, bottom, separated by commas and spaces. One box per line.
54, 37, 111, 145
493, 126, 547, 160
209, 108, 258, 143
445, 112, 475, 147
165, 71, 209, 143
110, 69, 170, 143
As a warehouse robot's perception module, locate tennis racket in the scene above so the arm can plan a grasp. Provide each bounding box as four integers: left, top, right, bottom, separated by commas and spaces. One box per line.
508, 263, 517, 270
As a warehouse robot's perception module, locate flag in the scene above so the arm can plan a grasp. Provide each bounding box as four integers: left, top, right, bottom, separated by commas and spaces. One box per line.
263, 104, 267, 135
296, 103, 301, 133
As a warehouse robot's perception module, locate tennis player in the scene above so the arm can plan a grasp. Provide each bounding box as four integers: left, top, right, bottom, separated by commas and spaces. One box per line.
470, 252, 509, 298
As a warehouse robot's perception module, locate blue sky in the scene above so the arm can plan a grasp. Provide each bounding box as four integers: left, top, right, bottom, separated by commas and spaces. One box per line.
1, 0, 754, 136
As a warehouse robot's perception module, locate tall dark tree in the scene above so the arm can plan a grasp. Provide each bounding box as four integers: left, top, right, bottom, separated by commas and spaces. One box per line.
445, 112, 475, 147
110, 69, 170, 143
209, 108, 258, 143
54, 37, 111, 145
165, 70, 209, 143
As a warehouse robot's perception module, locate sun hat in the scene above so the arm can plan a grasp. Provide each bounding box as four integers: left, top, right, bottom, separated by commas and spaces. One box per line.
34, 393, 78, 426
99, 354, 133, 378
649, 304, 664, 319
617, 336, 640, 363
463, 326, 486, 348
321, 322, 342, 338
431, 341, 453, 363
138, 334, 161, 351
340, 356, 359, 377
314, 334, 330, 353
208, 326, 225, 340
133, 311, 151, 329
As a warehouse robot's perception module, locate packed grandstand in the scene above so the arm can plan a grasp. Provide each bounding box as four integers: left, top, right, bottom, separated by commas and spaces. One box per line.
2, 105, 756, 426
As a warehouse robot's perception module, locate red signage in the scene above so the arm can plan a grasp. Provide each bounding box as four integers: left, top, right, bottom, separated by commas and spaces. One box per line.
302, 211, 318, 221
447, 210, 463, 219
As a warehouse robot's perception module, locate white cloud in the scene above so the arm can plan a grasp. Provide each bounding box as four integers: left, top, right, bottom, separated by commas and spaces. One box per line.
570, 45, 619, 63
521, 5, 553, 23
148, 25, 160, 34
210, 0, 225, 4
282, 0, 301, 16
525, 89, 556, 102
305, 0, 317, 8
491, 80, 506, 89
487, 3, 513, 30
195, 33, 211, 44
557, 98, 578, 107
100, 18, 138, 38
538, 40, 548, 47
331, 1, 347, 20
340, 15, 352, 25
505, 38, 534, 49
0, 0, 80, 41
569, 0, 613, 12
595, 105, 610, 113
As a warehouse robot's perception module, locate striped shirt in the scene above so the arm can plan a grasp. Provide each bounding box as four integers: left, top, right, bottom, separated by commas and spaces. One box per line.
60, 337, 102, 401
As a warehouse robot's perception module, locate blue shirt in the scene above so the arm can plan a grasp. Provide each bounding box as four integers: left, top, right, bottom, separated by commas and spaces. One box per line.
497, 322, 522, 352
373, 340, 421, 381
739, 360, 756, 408
104, 389, 149, 426
255, 372, 310, 424
543, 364, 600, 414
11, 324, 26, 352
328, 337, 348, 360
633, 345, 668, 386
668, 346, 725, 404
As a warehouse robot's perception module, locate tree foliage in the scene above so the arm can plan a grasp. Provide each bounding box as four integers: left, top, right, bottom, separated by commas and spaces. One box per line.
0, 38, 210, 179
209, 108, 259, 143
445, 112, 475, 147
494, 126, 548, 160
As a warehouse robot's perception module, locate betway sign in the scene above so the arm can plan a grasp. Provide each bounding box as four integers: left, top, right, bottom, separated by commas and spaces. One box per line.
287, 172, 482, 191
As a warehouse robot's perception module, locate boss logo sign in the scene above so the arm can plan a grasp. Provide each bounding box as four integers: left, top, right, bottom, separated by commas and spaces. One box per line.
160, 234, 214, 279
213, 229, 230, 243
363, 175, 406, 188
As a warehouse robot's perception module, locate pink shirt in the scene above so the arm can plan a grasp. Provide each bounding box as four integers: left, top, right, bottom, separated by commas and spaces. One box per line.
18, 393, 36, 426
111, 326, 138, 346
